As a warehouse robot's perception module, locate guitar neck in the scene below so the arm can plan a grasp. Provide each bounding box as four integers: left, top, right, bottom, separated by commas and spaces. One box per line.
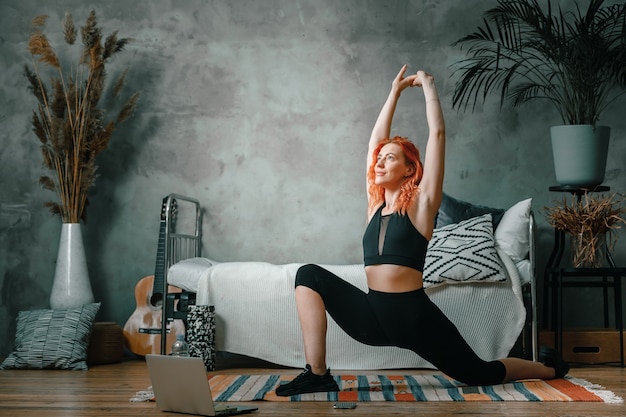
151, 220, 167, 303
151, 197, 177, 307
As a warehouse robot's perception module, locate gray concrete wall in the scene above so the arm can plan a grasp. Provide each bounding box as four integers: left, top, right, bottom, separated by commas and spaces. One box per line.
1, 0, 625, 357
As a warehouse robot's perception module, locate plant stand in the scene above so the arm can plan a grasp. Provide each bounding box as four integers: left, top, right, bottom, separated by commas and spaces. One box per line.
542, 186, 624, 367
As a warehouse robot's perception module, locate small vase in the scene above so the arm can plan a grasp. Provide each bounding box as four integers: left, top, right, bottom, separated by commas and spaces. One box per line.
50, 223, 94, 309
571, 232, 606, 268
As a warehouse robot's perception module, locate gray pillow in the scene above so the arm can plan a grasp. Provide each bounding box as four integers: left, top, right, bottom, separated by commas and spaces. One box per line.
0, 303, 100, 370
436, 193, 505, 229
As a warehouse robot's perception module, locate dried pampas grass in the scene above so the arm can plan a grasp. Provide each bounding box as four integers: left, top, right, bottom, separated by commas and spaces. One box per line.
26, 10, 139, 223
545, 193, 626, 267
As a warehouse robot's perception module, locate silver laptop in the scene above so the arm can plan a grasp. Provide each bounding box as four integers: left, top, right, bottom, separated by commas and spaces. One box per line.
146, 354, 258, 416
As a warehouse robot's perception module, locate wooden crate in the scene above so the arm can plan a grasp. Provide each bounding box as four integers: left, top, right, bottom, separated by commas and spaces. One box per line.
540, 329, 625, 364
87, 322, 124, 365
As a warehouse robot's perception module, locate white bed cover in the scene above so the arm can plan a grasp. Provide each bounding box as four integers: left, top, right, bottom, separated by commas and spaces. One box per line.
168, 249, 525, 370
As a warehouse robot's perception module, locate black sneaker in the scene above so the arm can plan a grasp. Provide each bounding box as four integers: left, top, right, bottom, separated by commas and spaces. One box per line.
275, 364, 340, 396
539, 346, 570, 378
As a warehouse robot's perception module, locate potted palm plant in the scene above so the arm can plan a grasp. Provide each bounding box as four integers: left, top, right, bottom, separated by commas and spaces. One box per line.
26, 11, 139, 309
451, 0, 626, 187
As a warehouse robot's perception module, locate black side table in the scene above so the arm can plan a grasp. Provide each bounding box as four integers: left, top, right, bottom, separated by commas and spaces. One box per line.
543, 185, 625, 367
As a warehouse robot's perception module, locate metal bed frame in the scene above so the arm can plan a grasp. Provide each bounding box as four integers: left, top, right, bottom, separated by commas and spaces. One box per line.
526, 212, 539, 361
159, 194, 202, 355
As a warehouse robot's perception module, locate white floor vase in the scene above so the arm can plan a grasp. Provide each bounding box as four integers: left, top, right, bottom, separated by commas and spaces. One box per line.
50, 223, 94, 309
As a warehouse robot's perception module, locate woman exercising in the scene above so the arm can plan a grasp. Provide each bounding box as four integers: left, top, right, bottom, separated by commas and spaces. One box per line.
276, 65, 568, 396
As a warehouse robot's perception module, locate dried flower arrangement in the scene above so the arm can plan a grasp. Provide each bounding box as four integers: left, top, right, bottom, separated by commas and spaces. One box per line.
25, 10, 140, 223
545, 193, 626, 268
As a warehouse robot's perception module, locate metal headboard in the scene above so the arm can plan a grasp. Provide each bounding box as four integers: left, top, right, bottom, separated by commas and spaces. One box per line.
160, 193, 202, 354
528, 211, 538, 361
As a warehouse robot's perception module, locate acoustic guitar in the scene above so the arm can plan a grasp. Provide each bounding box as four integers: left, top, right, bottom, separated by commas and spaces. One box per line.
123, 197, 185, 356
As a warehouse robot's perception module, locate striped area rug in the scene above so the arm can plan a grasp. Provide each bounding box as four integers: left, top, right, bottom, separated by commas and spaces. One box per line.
208, 373, 623, 403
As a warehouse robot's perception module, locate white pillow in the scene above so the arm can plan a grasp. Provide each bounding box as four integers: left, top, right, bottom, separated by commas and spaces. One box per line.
424, 214, 507, 288
494, 198, 532, 263
167, 257, 218, 292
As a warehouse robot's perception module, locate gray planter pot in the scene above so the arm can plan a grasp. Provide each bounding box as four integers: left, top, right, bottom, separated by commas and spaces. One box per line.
550, 125, 610, 187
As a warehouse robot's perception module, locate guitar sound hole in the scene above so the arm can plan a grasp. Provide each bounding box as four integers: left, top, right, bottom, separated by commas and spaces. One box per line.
150, 293, 163, 308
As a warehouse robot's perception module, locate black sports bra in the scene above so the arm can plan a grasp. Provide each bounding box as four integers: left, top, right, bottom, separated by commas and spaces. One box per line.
363, 203, 429, 272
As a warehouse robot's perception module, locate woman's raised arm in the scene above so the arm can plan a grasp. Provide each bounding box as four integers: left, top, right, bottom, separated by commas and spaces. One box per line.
413, 71, 446, 236
367, 65, 417, 173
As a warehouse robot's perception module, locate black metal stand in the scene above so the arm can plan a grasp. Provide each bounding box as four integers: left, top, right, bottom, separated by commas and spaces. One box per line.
543, 185, 624, 366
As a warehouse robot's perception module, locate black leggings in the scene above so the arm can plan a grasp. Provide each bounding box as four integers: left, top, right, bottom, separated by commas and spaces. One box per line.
295, 264, 506, 386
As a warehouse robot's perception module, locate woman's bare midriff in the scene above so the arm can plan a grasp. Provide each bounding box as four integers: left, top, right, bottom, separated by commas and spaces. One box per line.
365, 264, 423, 293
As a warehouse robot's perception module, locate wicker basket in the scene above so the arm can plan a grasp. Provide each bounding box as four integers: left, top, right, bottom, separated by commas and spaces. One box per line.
87, 322, 124, 365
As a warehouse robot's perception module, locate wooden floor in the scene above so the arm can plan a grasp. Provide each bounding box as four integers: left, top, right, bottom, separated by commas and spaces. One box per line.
0, 355, 624, 416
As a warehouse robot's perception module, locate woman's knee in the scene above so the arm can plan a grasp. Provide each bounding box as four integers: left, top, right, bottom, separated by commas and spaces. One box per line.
295, 264, 324, 290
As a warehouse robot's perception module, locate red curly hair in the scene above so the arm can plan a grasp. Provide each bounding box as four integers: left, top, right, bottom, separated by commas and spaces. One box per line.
367, 136, 423, 215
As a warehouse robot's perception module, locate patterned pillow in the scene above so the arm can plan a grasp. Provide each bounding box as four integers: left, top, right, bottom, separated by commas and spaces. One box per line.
0, 303, 100, 370
424, 214, 506, 288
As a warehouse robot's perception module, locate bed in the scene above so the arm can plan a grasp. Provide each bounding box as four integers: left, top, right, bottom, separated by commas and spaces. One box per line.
159, 193, 538, 370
